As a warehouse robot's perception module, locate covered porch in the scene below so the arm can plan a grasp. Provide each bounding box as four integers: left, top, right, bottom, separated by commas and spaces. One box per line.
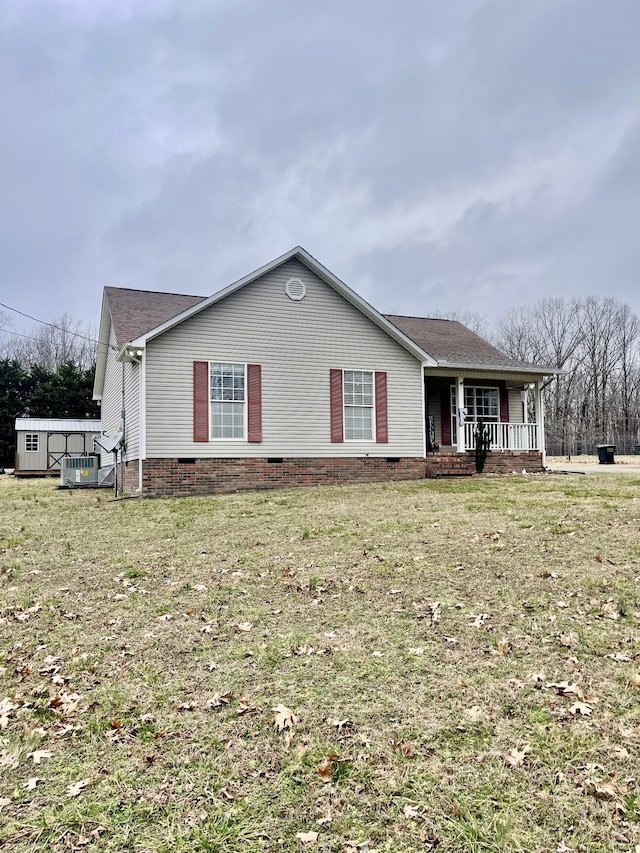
424, 372, 547, 462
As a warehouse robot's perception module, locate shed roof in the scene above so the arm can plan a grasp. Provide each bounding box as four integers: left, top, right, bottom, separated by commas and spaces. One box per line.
15, 418, 102, 432
384, 315, 551, 373
104, 286, 206, 349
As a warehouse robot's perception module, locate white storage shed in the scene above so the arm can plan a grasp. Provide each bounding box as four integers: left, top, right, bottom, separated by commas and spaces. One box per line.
14, 418, 101, 476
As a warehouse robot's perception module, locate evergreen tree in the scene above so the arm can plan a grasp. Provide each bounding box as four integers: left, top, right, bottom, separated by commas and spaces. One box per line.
0, 360, 29, 466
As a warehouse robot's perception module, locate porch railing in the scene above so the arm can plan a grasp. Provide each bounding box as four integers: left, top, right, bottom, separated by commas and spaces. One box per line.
463, 422, 539, 451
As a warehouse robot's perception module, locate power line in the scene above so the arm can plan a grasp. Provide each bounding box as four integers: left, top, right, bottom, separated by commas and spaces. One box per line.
0, 300, 116, 351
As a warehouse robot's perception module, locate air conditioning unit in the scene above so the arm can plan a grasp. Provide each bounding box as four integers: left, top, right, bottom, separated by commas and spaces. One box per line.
60, 455, 99, 487
98, 465, 115, 487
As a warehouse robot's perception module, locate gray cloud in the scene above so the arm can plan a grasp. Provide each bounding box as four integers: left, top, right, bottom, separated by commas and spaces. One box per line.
1, 0, 639, 337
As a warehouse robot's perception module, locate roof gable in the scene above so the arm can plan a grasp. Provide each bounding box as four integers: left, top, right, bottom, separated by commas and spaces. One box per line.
126, 247, 437, 366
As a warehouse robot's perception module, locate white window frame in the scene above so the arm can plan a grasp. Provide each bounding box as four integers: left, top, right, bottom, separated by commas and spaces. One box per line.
25, 433, 39, 452
209, 362, 247, 440
451, 385, 499, 443
343, 370, 375, 442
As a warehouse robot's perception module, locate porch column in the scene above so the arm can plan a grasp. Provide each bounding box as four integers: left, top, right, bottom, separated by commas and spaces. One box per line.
456, 375, 466, 453
535, 381, 546, 467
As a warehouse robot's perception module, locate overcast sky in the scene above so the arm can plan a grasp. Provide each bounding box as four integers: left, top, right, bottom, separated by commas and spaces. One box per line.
1, 0, 639, 338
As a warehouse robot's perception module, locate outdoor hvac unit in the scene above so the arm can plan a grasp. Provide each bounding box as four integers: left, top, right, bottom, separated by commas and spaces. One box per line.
60, 455, 99, 487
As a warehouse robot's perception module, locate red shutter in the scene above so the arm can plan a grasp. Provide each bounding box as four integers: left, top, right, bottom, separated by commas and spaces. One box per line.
499, 384, 509, 423
247, 363, 262, 442
375, 371, 388, 443
330, 369, 344, 442
193, 361, 209, 442
441, 384, 451, 445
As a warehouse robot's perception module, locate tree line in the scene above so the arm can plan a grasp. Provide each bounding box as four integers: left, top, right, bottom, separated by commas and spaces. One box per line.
495, 295, 640, 456
0, 314, 99, 467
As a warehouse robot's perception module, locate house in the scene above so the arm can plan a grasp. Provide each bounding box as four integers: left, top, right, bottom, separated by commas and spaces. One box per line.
14, 418, 101, 476
93, 247, 556, 497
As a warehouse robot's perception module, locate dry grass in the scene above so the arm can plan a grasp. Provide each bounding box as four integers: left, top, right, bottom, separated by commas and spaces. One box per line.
1, 472, 639, 852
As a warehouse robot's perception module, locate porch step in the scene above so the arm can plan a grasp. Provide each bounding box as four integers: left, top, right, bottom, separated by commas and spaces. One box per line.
425, 453, 475, 478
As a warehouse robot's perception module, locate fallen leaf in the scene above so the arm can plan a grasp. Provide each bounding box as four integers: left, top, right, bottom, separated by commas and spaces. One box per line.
611, 746, 629, 759
629, 673, 640, 690
504, 746, 530, 767
403, 804, 420, 819
236, 622, 253, 632
612, 831, 630, 844
392, 739, 415, 757
273, 704, 297, 732
0, 797, 11, 808
296, 830, 319, 843
24, 777, 40, 790
584, 777, 627, 801
207, 692, 232, 708
29, 750, 53, 764
569, 702, 592, 716
318, 755, 338, 782
546, 681, 583, 698
497, 638, 513, 655
66, 778, 91, 797
331, 718, 353, 733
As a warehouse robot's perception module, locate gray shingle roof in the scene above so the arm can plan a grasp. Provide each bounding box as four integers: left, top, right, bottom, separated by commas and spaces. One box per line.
384, 315, 545, 372
105, 286, 206, 348
102, 286, 549, 374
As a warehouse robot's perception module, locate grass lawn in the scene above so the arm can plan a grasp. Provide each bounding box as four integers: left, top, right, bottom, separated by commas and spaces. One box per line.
1, 472, 639, 852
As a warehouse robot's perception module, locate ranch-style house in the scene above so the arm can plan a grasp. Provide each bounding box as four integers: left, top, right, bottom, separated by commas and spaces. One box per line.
93, 247, 557, 496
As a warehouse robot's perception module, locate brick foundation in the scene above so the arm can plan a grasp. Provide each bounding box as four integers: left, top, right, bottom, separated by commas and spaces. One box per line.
120, 450, 545, 497
123, 456, 426, 497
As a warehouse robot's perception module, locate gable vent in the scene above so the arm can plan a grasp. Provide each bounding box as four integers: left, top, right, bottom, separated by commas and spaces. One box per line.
285, 277, 306, 301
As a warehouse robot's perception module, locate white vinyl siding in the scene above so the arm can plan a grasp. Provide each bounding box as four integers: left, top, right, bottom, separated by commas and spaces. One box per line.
99, 324, 140, 464
145, 258, 424, 458
509, 389, 525, 423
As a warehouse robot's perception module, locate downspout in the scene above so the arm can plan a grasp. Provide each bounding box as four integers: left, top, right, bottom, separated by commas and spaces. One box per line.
120, 362, 126, 495
420, 363, 428, 458
137, 349, 146, 494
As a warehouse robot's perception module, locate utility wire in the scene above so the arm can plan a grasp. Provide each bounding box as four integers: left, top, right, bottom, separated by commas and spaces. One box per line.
0, 300, 116, 351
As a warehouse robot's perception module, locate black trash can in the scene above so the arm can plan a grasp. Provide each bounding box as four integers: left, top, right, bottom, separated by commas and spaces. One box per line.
596, 444, 616, 464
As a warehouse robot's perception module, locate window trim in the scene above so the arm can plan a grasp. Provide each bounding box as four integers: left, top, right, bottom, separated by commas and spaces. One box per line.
343, 369, 375, 442
451, 384, 500, 444
209, 361, 247, 441
25, 433, 39, 453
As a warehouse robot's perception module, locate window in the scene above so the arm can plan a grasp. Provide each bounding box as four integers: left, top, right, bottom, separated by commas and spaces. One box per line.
451, 385, 499, 443
25, 433, 39, 452
210, 362, 245, 439
465, 386, 499, 421
344, 370, 374, 440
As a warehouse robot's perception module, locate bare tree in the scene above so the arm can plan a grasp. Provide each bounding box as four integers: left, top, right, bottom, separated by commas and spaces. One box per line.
496, 295, 640, 455
5, 314, 97, 370
430, 310, 488, 336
